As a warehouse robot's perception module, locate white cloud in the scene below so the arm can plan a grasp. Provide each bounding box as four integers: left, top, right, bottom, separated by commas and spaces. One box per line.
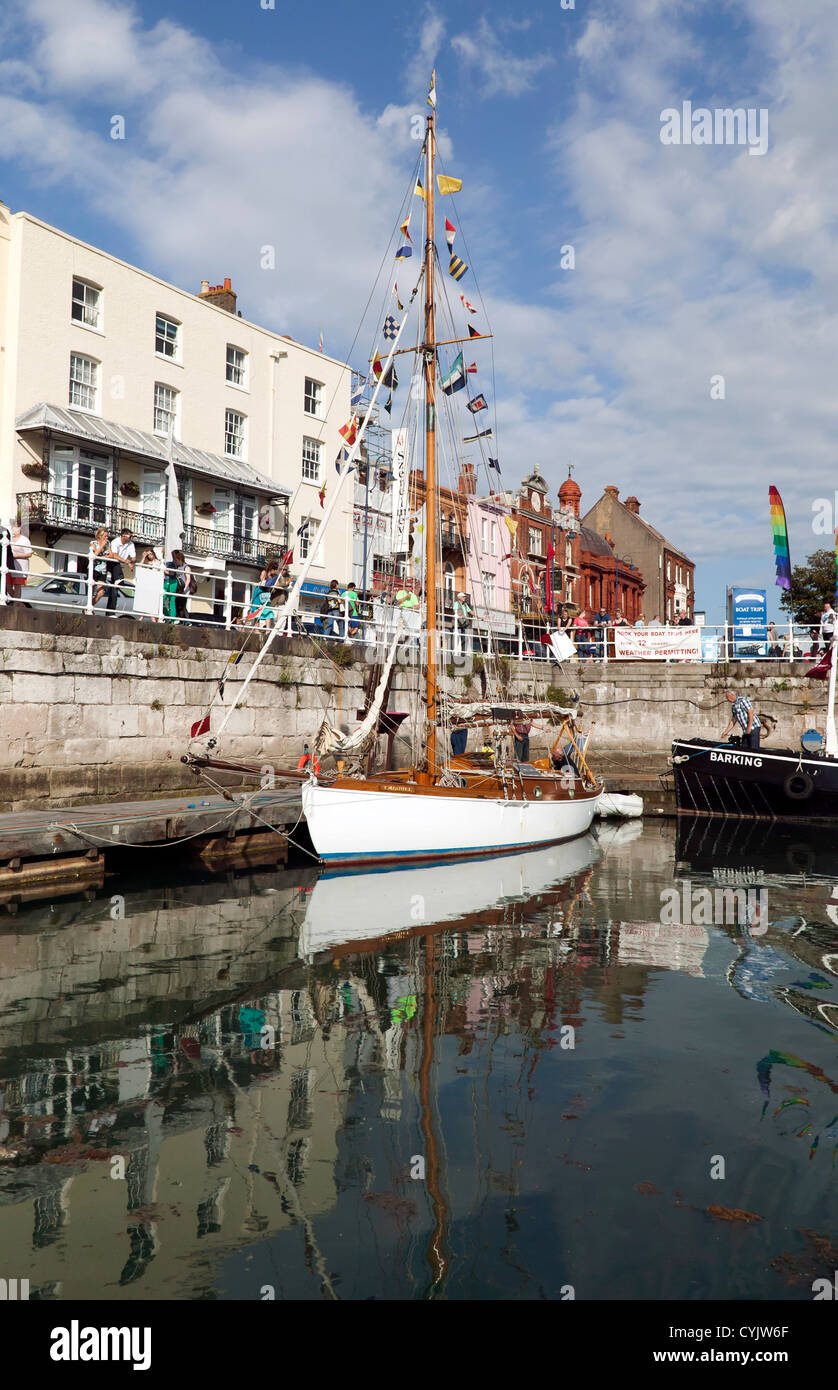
5, 0, 838, 612
576, 19, 614, 65
451, 15, 553, 98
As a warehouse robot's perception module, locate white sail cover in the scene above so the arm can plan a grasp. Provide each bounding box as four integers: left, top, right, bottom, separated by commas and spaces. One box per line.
313, 622, 403, 758
443, 696, 576, 724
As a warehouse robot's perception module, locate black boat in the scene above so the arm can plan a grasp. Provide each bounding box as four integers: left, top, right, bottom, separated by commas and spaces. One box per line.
671, 735, 838, 823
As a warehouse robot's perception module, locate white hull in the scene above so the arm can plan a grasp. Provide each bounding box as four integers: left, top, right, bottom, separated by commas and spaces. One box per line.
301, 780, 600, 863
300, 835, 601, 958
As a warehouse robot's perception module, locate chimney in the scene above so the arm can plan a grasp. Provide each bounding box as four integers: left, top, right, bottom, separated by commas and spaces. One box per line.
625, 496, 640, 514
198, 277, 238, 315
458, 461, 477, 495
604, 485, 619, 499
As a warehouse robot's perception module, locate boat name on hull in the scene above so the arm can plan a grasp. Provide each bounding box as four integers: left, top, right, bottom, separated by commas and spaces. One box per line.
709, 752, 763, 767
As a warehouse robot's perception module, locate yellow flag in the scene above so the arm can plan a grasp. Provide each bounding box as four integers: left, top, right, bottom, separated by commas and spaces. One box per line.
504, 515, 518, 537
437, 175, 463, 195
415, 179, 426, 200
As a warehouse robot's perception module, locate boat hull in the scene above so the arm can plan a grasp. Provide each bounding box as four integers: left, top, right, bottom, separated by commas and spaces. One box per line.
300, 835, 601, 958
672, 737, 838, 822
301, 780, 601, 863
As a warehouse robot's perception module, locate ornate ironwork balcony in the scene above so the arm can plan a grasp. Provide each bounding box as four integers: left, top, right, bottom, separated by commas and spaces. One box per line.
17, 491, 289, 564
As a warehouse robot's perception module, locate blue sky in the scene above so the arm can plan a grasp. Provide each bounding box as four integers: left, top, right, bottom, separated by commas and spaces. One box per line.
2, 0, 837, 621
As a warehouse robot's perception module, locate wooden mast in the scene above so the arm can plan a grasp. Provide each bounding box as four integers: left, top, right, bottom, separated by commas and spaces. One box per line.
423, 83, 438, 774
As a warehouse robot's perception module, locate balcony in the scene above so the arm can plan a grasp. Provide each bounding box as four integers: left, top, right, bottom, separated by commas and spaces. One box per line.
182, 522, 288, 564
18, 491, 289, 565
440, 525, 470, 554
19, 490, 166, 544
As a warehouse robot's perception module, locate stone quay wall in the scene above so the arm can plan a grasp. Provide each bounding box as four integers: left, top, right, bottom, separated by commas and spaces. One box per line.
0, 608, 828, 810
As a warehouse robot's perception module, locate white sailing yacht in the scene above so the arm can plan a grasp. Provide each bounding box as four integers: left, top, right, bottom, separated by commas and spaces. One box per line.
186, 74, 601, 865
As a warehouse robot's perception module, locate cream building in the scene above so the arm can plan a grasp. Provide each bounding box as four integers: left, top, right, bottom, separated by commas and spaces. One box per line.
0, 203, 354, 611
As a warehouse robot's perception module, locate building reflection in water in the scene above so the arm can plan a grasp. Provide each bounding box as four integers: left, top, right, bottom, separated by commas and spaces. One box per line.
0, 819, 836, 1300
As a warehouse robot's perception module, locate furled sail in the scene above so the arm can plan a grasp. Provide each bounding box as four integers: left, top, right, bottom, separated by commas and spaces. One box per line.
313, 622, 404, 760
442, 696, 576, 725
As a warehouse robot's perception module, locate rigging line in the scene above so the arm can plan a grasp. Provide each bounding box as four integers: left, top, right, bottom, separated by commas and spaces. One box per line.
45, 810, 239, 850
431, 166, 503, 475
200, 285, 424, 755
193, 769, 321, 861
304, 142, 428, 449
434, 249, 499, 513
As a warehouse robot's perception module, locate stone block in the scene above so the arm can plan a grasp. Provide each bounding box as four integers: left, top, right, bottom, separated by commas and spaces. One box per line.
47, 705, 87, 740
136, 706, 166, 738
2, 650, 66, 675
110, 705, 141, 738
10, 673, 75, 703
74, 675, 113, 705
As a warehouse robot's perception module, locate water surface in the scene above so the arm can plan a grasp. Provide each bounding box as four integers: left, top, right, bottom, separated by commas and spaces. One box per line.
1, 819, 836, 1300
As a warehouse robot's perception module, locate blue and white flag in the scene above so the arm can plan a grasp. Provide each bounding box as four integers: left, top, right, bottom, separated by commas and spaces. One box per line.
383, 315, 398, 340
440, 350, 466, 395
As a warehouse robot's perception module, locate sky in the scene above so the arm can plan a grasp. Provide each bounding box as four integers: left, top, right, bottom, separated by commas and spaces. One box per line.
1, 0, 837, 622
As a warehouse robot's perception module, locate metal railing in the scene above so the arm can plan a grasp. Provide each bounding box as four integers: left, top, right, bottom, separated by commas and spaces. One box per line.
440, 526, 470, 553
0, 543, 829, 669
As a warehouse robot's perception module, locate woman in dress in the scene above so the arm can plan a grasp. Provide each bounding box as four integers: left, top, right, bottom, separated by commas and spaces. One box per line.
89, 528, 113, 609
245, 560, 280, 627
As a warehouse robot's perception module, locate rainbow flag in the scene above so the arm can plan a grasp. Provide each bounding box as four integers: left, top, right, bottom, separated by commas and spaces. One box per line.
768, 486, 791, 590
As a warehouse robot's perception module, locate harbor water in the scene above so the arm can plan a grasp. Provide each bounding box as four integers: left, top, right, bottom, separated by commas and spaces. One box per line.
1, 819, 836, 1300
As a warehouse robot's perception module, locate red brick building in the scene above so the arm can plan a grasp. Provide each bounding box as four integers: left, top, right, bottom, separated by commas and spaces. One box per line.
511, 468, 645, 624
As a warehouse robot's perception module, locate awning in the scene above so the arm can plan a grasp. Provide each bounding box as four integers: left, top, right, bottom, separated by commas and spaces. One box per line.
15, 402, 290, 499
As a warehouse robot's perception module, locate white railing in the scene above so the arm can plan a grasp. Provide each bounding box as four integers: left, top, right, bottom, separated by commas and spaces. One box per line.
0, 539, 826, 666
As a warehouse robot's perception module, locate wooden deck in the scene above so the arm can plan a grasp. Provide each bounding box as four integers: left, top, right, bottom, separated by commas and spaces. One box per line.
0, 788, 304, 861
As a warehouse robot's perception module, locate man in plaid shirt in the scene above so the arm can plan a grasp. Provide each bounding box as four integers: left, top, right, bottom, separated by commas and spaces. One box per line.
721, 689, 761, 750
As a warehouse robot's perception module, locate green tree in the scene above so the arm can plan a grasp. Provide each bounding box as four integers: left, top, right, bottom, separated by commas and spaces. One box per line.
779, 548, 836, 624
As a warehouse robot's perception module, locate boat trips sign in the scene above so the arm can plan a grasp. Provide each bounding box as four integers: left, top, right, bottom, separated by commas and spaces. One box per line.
727, 587, 767, 656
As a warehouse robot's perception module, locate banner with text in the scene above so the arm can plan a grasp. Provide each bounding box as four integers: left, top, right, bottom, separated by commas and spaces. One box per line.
614, 627, 702, 660
390, 428, 410, 554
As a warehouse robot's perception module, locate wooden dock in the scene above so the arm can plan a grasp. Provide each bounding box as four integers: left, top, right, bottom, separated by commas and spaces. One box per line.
0, 788, 306, 907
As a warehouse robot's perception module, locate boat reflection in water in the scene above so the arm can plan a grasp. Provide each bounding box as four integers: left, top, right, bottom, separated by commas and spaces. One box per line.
2, 820, 838, 1301
299, 833, 601, 961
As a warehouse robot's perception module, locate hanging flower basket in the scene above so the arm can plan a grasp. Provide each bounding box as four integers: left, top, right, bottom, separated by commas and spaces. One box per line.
120, 481, 140, 498
21, 462, 48, 480
195, 502, 217, 518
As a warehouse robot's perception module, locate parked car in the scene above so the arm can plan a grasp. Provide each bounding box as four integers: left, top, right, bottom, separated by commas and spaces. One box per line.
21, 573, 137, 616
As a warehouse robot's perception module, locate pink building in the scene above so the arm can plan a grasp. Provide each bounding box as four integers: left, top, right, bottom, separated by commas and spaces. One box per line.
465, 493, 514, 638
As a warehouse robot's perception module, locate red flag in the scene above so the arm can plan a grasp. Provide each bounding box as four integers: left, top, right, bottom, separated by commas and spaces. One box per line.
806, 646, 832, 679
191, 715, 210, 738
467, 361, 477, 374
445, 218, 456, 253
460, 294, 477, 314
468, 324, 483, 338
318, 479, 327, 507
339, 413, 359, 445
372, 351, 383, 380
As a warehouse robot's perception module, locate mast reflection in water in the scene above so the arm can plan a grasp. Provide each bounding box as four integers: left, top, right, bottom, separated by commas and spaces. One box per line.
1, 821, 837, 1301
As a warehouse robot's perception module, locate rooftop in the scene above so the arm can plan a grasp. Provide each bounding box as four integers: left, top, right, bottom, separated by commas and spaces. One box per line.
16, 403, 290, 497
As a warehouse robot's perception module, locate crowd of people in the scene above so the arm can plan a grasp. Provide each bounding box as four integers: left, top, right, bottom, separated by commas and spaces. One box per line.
6, 524, 838, 663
